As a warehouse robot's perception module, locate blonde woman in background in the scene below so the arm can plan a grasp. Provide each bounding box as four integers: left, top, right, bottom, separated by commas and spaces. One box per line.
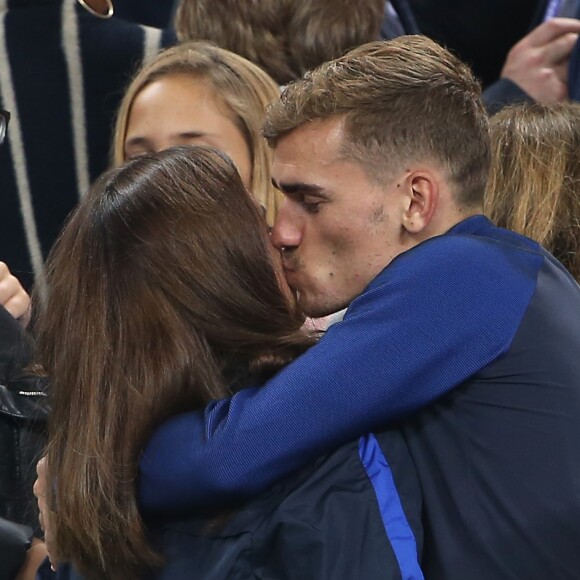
112, 41, 282, 224
485, 102, 580, 281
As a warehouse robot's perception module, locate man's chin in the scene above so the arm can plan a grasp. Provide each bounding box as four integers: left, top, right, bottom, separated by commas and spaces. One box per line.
299, 294, 342, 319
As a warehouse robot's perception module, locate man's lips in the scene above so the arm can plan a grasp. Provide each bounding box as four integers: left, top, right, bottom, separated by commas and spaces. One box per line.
282, 264, 298, 289
281, 259, 295, 273
281, 265, 301, 300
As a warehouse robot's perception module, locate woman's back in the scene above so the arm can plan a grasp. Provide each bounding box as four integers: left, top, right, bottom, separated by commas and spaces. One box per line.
51, 430, 422, 579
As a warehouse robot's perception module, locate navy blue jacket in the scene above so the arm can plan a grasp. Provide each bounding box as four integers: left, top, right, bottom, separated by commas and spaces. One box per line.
140, 216, 580, 579
50, 431, 423, 579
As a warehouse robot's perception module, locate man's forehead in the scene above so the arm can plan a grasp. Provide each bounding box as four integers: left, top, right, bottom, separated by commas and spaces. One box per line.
272, 118, 347, 176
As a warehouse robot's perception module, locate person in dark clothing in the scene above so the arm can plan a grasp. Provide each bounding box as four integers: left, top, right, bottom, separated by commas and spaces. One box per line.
136, 37, 580, 579
0, 0, 174, 292
407, 0, 542, 88
485, 13, 580, 112
0, 294, 48, 580
381, 1, 580, 112
112, 0, 175, 28
0, 112, 48, 580
0, 303, 49, 580
33, 147, 423, 579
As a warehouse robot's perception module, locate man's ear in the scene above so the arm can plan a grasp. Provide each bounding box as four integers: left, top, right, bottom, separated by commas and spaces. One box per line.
400, 171, 438, 234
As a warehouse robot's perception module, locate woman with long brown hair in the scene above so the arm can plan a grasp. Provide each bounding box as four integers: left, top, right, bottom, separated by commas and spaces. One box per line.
34, 147, 422, 580
34, 145, 309, 577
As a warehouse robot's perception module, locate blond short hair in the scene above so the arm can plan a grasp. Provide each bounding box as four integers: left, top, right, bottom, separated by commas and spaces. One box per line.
264, 36, 491, 207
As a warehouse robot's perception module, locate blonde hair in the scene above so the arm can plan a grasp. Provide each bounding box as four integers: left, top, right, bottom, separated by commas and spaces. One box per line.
485, 102, 580, 281
113, 41, 282, 224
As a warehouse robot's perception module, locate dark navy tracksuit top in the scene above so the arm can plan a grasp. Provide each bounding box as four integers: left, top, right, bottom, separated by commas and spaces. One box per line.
48, 431, 423, 579
140, 216, 580, 579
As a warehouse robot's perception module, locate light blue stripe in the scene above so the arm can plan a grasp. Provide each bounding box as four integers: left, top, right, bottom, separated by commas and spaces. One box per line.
359, 433, 424, 580
544, 0, 562, 19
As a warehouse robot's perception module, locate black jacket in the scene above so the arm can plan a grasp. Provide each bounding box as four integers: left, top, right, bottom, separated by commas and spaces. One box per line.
0, 306, 48, 580
0, 517, 35, 580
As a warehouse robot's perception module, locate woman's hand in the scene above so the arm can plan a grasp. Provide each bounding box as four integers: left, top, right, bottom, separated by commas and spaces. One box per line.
33, 457, 58, 572
0, 261, 31, 327
14, 537, 48, 580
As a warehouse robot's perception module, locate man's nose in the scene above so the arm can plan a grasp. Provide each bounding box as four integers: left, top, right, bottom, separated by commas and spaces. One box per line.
270, 202, 303, 251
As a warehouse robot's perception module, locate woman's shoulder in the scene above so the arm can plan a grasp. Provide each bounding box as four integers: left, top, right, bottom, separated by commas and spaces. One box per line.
152, 430, 422, 579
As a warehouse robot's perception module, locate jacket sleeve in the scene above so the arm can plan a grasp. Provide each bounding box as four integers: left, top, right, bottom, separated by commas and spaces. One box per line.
0, 518, 32, 580
252, 431, 423, 580
139, 233, 542, 512
0, 305, 33, 384
482, 78, 532, 115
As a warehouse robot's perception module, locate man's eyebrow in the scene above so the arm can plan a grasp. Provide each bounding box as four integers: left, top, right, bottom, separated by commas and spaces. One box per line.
271, 179, 327, 196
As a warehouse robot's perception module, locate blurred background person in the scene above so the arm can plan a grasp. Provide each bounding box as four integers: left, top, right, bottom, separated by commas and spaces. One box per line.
0, 259, 47, 580
33, 147, 422, 579
485, 101, 580, 281
0, 109, 48, 580
406, 0, 543, 89
381, 1, 580, 112
174, 0, 385, 85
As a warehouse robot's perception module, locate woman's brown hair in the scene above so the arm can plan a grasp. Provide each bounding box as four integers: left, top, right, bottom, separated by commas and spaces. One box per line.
34, 146, 313, 579
485, 102, 580, 281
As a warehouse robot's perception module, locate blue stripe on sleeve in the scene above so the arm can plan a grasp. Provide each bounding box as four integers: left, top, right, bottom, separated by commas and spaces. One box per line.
359, 434, 424, 580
